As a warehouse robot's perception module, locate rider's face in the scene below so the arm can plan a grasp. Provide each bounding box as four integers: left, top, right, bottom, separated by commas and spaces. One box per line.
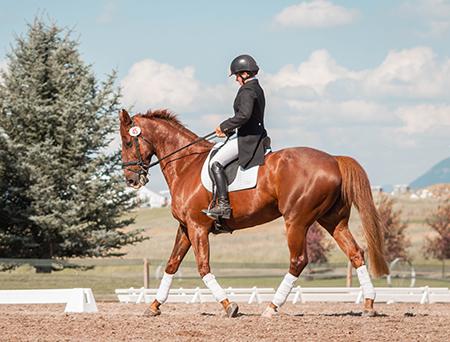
235, 72, 249, 86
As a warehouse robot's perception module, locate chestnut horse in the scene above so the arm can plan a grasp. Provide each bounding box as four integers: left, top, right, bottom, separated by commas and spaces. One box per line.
119, 109, 389, 318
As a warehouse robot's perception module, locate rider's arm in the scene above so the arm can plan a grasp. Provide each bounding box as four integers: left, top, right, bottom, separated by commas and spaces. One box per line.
220, 87, 256, 134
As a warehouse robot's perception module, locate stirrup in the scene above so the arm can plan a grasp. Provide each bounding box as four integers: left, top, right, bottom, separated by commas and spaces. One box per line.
205, 205, 232, 220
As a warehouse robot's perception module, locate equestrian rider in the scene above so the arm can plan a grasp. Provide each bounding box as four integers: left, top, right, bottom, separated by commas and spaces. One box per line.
204, 54, 267, 220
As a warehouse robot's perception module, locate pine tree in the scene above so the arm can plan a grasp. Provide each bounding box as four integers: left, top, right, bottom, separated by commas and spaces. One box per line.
0, 16, 146, 270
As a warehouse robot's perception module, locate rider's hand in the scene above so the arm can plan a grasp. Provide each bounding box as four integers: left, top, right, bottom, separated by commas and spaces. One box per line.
215, 125, 226, 138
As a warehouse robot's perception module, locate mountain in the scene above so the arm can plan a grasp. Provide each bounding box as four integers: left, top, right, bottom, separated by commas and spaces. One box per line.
410, 157, 450, 189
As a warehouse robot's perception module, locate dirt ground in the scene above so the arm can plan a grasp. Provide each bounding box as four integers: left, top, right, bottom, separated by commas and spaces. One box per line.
1, 301, 448, 342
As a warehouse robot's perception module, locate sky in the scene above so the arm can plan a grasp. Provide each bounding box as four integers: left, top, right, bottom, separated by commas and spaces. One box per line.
1, 0, 450, 194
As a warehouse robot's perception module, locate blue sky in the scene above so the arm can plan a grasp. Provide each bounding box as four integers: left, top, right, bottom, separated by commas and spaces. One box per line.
1, 0, 450, 194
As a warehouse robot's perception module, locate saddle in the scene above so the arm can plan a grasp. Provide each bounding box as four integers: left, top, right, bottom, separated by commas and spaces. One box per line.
200, 136, 272, 193
201, 137, 272, 235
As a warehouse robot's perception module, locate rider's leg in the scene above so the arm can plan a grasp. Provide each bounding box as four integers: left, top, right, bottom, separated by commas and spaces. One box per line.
207, 162, 232, 219
204, 136, 238, 219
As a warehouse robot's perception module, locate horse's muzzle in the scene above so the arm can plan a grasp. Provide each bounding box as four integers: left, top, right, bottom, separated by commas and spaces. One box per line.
127, 173, 148, 189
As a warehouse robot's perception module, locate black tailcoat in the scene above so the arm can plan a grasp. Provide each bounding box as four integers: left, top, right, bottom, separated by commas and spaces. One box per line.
220, 79, 266, 170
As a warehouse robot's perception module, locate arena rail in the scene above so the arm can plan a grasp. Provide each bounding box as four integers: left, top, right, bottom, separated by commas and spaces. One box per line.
116, 286, 450, 305
0, 288, 98, 313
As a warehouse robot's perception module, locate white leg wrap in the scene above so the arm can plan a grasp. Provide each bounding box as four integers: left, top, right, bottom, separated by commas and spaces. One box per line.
202, 273, 227, 303
356, 265, 376, 300
272, 272, 298, 308
155, 272, 175, 304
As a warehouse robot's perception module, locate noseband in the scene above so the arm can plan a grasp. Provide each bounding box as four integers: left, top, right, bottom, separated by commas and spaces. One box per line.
121, 118, 216, 180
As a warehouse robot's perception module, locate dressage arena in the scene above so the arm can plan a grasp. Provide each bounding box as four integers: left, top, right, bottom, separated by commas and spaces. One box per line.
1, 301, 448, 341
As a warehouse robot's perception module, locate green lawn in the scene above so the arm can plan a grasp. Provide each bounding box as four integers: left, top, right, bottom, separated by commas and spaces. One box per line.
2, 263, 449, 300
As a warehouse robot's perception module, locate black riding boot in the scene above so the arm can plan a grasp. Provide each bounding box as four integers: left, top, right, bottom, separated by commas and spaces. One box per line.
205, 162, 232, 220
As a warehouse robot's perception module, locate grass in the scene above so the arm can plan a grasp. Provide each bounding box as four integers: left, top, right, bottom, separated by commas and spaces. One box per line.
3, 264, 450, 301
2, 193, 450, 300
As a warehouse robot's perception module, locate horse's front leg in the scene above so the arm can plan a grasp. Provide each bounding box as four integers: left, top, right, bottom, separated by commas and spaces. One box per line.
262, 223, 308, 317
189, 226, 239, 318
145, 224, 191, 316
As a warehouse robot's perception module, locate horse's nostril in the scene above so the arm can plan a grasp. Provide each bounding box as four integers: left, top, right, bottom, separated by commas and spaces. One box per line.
127, 179, 135, 186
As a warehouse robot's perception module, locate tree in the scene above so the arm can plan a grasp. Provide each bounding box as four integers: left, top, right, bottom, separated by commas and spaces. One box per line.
377, 196, 410, 262
0, 16, 146, 271
306, 222, 333, 264
423, 201, 450, 277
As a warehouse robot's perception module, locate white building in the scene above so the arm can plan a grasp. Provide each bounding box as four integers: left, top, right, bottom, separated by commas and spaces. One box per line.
136, 187, 169, 208
391, 184, 410, 195
371, 186, 383, 195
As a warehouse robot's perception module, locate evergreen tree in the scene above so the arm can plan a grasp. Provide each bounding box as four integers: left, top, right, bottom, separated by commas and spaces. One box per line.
0, 16, 146, 270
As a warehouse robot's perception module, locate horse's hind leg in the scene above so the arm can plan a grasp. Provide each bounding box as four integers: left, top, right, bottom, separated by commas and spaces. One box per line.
145, 224, 192, 316
319, 206, 377, 317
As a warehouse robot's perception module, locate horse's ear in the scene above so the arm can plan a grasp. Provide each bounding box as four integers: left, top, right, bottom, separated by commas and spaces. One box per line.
119, 109, 131, 126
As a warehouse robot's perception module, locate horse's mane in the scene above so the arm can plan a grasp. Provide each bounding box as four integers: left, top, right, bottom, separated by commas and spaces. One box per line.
141, 109, 212, 147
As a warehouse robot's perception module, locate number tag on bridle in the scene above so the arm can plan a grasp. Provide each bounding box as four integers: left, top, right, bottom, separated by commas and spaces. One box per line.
129, 126, 141, 137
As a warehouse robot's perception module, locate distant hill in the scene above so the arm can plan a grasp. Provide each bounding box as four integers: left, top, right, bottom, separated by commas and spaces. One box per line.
410, 157, 450, 189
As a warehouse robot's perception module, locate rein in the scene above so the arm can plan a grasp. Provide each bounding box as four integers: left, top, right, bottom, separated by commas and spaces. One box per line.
122, 118, 216, 176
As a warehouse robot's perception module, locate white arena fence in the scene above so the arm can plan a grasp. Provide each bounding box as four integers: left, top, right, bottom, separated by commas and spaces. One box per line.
0, 288, 98, 313
116, 286, 450, 305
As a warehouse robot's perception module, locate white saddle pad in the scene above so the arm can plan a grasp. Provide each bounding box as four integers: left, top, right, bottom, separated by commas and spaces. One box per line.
201, 142, 259, 193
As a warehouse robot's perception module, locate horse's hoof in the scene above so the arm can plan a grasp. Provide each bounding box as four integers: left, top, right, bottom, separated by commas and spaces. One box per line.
143, 307, 161, 317
261, 306, 277, 318
225, 302, 239, 318
362, 309, 377, 317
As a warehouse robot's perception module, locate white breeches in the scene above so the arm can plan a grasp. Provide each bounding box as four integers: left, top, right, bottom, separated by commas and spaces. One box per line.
210, 134, 238, 167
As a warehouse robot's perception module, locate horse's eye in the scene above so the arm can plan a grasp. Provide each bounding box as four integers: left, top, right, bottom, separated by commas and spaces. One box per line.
125, 141, 133, 148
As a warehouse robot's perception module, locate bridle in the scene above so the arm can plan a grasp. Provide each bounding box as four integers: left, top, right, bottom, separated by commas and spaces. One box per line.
121, 117, 216, 184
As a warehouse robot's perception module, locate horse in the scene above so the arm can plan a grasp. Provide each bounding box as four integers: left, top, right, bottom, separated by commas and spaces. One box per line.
119, 108, 389, 318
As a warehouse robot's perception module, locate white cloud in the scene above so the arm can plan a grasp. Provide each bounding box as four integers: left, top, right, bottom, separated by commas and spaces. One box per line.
396, 0, 450, 36
272, 0, 360, 29
263, 50, 358, 96
120, 59, 235, 115
258, 45, 450, 160
121, 59, 201, 111
264, 46, 450, 102
400, 0, 450, 19
359, 46, 450, 99
395, 103, 450, 134
426, 20, 450, 36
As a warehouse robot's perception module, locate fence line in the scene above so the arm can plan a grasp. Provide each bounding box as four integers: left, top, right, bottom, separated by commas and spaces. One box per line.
115, 286, 450, 305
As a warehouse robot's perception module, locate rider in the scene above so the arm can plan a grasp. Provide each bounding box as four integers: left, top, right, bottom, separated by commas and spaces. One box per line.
204, 54, 267, 220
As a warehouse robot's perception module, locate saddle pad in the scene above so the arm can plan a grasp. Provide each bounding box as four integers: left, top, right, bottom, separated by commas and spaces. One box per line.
201, 142, 259, 193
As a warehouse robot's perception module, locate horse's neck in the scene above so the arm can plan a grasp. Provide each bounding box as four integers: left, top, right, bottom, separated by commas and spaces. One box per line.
152, 124, 191, 160
149, 121, 209, 188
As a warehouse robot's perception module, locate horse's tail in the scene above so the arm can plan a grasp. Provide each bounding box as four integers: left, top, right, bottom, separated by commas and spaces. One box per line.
335, 156, 390, 278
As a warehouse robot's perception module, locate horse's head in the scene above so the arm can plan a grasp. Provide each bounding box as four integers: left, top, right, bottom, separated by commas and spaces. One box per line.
119, 109, 156, 189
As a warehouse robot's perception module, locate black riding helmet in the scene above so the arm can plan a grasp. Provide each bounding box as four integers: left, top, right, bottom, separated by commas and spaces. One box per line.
229, 54, 259, 77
